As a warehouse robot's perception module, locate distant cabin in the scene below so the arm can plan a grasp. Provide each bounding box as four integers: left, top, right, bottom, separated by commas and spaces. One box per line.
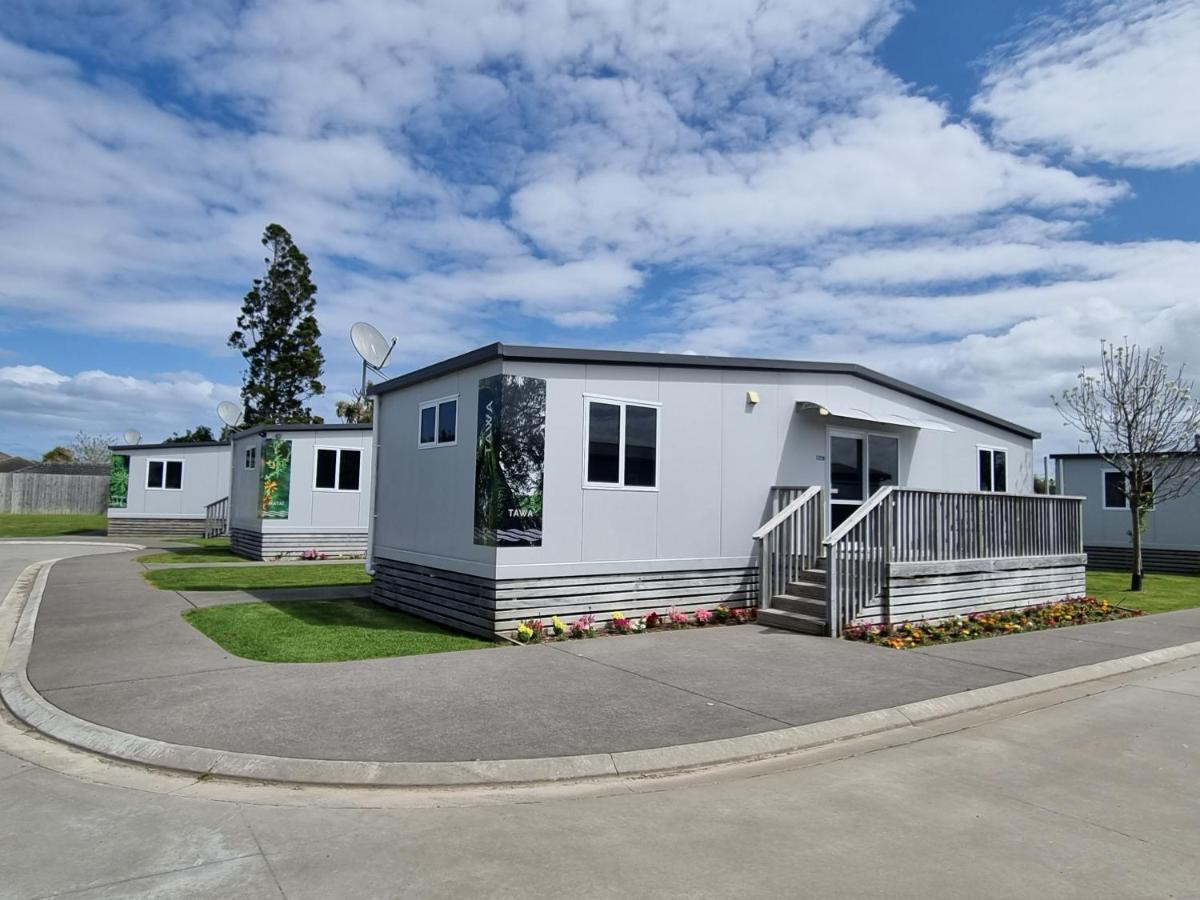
106, 441, 231, 536
1053, 453, 1200, 574
228, 423, 373, 560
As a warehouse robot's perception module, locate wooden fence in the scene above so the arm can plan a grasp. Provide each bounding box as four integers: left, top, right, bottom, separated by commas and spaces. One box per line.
0, 473, 110, 515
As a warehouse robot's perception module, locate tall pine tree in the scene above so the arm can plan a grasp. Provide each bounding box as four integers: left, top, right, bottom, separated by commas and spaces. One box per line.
229, 224, 326, 425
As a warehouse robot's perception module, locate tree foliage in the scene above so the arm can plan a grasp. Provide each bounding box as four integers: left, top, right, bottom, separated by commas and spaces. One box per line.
1055, 340, 1200, 590
164, 425, 216, 444
68, 431, 114, 465
228, 224, 325, 425
42, 446, 73, 463
335, 385, 373, 424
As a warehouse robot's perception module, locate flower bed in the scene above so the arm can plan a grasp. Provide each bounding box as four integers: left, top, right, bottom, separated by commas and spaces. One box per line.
513, 606, 755, 643
843, 597, 1141, 649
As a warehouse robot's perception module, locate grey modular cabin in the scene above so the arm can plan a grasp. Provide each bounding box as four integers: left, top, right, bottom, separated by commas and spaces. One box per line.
106, 441, 231, 536
367, 344, 1086, 638
1053, 452, 1200, 574
228, 423, 373, 560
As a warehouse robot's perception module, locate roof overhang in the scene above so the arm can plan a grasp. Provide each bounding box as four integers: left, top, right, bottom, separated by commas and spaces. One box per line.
795, 397, 955, 432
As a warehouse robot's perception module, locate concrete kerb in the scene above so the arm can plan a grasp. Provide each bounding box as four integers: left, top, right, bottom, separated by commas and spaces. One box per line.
5, 553, 1200, 788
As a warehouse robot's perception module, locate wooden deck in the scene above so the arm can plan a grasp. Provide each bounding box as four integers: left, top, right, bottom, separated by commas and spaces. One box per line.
754, 486, 1086, 635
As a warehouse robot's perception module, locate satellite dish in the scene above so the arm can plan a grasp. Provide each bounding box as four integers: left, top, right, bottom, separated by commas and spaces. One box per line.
351, 322, 396, 370
122, 429, 141, 446
217, 401, 245, 428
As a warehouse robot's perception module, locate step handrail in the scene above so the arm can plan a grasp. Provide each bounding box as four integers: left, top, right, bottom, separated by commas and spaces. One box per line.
822, 485, 897, 547
752, 485, 823, 610
204, 495, 230, 538
752, 485, 822, 540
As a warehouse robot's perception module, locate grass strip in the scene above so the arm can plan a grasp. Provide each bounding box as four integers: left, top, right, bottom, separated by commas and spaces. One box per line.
183, 599, 493, 662
145, 563, 371, 591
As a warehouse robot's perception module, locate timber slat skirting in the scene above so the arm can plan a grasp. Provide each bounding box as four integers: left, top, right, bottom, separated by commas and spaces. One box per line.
108, 517, 207, 536
1084, 545, 1200, 576
371, 556, 757, 636
230, 527, 367, 560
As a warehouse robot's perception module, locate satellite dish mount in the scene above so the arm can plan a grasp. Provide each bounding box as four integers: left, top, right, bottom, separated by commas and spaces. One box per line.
350, 321, 397, 395
217, 401, 246, 434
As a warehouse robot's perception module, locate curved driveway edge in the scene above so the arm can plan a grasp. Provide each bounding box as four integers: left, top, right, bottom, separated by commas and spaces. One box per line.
6, 554, 1200, 787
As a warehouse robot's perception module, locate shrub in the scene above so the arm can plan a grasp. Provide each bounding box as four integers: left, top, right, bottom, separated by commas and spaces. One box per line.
713, 605, 731, 624
609, 611, 633, 634
515, 619, 544, 644
569, 614, 596, 639
844, 597, 1140, 649
694, 607, 713, 625
645, 611, 661, 629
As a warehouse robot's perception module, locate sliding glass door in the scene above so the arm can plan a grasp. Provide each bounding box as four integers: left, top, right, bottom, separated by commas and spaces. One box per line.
828, 431, 900, 529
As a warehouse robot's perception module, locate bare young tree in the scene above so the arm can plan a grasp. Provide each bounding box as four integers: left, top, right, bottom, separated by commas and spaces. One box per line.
68, 431, 116, 465
1055, 340, 1200, 590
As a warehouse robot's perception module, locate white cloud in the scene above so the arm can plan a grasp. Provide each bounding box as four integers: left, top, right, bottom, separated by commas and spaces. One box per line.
0, 365, 242, 457
0, 0, 1197, 462
975, 0, 1200, 168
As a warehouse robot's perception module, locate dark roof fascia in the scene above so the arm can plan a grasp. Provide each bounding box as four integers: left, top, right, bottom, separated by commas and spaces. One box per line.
368, 343, 1040, 440
109, 441, 229, 452
230, 423, 373, 440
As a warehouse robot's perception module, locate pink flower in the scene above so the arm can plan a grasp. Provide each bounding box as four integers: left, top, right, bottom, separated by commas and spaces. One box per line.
695, 608, 713, 625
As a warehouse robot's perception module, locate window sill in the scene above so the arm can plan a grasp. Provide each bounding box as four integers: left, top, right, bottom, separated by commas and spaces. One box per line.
583, 483, 659, 493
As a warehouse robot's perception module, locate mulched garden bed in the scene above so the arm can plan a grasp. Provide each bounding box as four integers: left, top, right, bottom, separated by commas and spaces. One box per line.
843, 597, 1141, 649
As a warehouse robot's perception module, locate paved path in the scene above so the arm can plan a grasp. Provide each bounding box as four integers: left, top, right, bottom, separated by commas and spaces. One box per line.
20, 546, 1200, 763
2, 654, 1198, 898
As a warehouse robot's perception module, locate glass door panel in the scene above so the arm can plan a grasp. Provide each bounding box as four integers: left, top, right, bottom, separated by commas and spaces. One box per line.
868, 435, 899, 494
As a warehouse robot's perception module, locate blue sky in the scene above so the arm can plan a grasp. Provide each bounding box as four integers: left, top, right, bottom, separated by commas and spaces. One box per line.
0, 0, 1197, 459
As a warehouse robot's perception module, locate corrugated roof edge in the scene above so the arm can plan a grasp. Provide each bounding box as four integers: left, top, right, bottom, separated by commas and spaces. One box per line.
109, 441, 229, 452
230, 423, 373, 440
368, 343, 1041, 440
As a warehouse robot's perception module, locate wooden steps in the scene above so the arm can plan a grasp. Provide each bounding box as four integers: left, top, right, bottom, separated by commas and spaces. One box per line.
759, 567, 829, 635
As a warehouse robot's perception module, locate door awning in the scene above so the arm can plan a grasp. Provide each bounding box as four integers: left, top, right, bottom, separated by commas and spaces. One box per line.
795, 395, 955, 432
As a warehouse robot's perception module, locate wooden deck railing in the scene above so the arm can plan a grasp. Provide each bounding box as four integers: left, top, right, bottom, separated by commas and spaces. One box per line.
824, 488, 1084, 636
204, 496, 229, 538
752, 485, 823, 609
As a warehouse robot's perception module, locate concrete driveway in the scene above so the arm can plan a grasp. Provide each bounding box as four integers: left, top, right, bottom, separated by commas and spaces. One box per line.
2, 650, 1198, 898
17, 545, 1200, 763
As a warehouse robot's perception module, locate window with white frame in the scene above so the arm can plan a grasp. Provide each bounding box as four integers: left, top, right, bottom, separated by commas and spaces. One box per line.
244, 447, 257, 469
314, 447, 362, 491
418, 396, 458, 447
146, 459, 183, 490
585, 397, 659, 489
1103, 470, 1154, 510
978, 447, 1007, 493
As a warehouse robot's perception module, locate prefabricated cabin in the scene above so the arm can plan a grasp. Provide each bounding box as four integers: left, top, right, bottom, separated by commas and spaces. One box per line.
106, 441, 231, 536
366, 344, 1085, 638
228, 423, 373, 559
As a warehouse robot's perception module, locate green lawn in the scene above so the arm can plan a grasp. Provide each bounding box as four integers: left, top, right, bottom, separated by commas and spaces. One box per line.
1087, 570, 1200, 614
171, 536, 237, 549
0, 513, 108, 537
183, 599, 493, 662
139, 547, 249, 564
145, 563, 372, 592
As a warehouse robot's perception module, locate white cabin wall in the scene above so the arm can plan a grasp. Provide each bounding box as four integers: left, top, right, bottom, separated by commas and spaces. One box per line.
370, 358, 1036, 581
109, 445, 231, 519
371, 360, 501, 575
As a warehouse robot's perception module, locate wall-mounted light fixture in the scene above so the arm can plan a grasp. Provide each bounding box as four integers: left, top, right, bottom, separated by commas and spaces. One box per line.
746, 390, 760, 405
